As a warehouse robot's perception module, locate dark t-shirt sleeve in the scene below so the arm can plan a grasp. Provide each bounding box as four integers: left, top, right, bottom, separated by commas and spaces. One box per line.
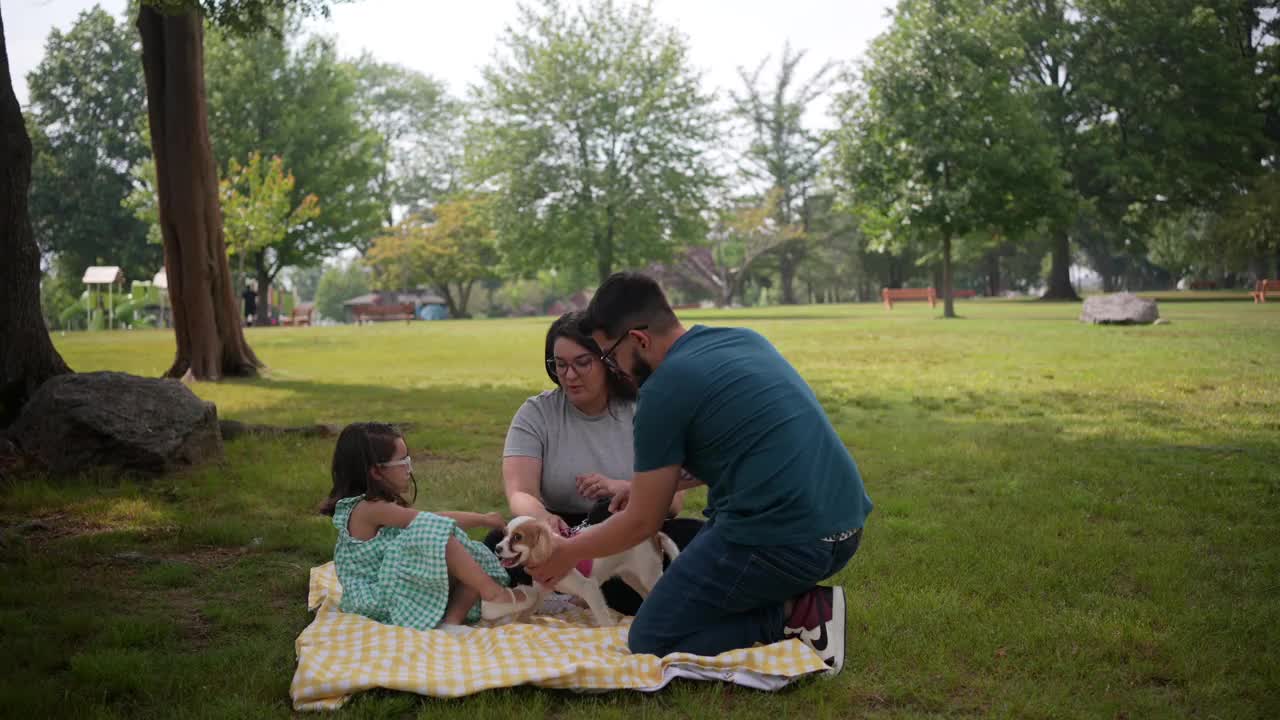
632, 366, 695, 473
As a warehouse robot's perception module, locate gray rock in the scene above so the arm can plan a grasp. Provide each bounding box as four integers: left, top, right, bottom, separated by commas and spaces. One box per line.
9, 371, 223, 476
1080, 293, 1160, 325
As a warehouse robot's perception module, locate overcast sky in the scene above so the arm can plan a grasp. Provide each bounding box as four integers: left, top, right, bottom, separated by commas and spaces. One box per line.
10, 0, 895, 124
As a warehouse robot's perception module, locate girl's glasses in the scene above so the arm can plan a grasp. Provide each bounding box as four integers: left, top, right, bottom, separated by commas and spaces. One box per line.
379, 456, 413, 472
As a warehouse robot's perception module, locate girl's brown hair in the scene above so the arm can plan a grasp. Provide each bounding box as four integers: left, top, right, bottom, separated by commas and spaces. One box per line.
320, 422, 415, 515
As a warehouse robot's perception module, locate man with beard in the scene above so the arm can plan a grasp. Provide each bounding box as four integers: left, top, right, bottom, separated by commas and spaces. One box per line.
527, 272, 872, 674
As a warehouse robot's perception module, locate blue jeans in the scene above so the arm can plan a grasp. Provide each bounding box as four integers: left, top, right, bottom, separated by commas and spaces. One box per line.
627, 520, 862, 657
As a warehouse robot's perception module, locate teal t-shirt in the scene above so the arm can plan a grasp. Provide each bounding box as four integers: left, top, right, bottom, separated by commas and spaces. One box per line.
633, 325, 872, 545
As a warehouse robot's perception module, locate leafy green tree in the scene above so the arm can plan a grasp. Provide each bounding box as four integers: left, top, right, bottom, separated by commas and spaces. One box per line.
674, 188, 799, 307
220, 152, 321, 324
205, 24, 384, 258
314, 261, 370, 322
1008, 0, 1274, 297
352, 56, 462, 228
25, 6, 157, 281
835, 0, 1061, 317
133, 0, 343, 379
731, 43, 834, 304
471, 0, 719, 283
365, 195, 500, 318
285, 264, 324, 302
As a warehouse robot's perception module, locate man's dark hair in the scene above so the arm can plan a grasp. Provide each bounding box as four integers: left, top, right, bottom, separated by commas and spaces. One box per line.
581, 272, 678, 339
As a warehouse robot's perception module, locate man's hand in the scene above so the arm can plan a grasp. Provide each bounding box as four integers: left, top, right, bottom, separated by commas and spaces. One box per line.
526, 533, 576, 587
576, 473, 625, 500
484, 512, 507, 531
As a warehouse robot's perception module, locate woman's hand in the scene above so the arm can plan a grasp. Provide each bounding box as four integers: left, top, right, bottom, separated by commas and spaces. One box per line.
608, 484, 631, 513
541, 512, 571, 537
576, 473, 626, 500
484, 512, 508, 531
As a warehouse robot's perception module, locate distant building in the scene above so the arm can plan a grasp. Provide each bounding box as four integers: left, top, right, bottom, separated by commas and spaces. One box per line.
341, 291, 448, 323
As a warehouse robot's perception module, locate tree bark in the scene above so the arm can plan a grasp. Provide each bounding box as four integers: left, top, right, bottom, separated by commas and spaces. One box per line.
1042, 226, 1080, 300
942, 233, 956, 318
778, 248, 799, 305
985, 252, 1001, 297
0, 7, 72, 426
137, 6, 260, 379
254, 250, 271, 327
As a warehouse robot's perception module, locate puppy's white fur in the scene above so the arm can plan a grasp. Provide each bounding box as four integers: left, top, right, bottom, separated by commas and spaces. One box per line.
494, 515, 680, 626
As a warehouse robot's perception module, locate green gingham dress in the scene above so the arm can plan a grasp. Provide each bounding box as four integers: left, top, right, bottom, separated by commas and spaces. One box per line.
331, 496, 510, 630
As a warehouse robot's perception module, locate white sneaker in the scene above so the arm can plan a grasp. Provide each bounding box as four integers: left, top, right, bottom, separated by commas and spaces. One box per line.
782, 586, 846, 674
480, 585, 538, 621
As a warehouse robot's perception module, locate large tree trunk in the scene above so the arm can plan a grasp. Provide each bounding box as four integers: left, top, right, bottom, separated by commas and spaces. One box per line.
137, 6, 259, 379
941, 233, 956, 319
253, 250, 271, 327
0, 7, 72, 426
1042, 226, 1080, 301
985, 252, 1001, 297
778, 248, 800, 305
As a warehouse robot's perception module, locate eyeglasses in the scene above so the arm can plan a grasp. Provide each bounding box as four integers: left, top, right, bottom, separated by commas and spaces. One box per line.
599, 325, 648, 371
546, 353, 595, 378
379, 456, 413, 472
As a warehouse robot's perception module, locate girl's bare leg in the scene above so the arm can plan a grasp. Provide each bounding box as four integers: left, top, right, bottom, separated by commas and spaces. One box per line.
445, 536, 510, 601
442, 577, 480, 625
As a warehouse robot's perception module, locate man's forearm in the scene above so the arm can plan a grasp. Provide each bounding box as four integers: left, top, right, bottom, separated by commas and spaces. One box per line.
564, 509, 657, 560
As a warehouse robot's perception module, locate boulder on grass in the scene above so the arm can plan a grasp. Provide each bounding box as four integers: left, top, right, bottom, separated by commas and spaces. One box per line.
9, 371, 222, 476
1079, 293, 1160, 325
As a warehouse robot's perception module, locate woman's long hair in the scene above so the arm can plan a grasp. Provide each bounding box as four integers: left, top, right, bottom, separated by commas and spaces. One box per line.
544, 311, 637, 403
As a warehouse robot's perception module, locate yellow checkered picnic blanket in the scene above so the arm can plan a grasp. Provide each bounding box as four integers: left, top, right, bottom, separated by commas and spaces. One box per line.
291, 562, 828, 710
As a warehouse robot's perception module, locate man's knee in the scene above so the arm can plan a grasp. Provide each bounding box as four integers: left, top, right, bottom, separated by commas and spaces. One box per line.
625, 612, 671, 656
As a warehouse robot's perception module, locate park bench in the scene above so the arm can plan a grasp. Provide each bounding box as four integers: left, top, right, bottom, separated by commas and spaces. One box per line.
881, 287, 977, 309
354, 303, 415, 324
282, 303, 314, 327
1253, 279, 1280, 303
1189, 279, 1217, 290
882, 287, 936, 309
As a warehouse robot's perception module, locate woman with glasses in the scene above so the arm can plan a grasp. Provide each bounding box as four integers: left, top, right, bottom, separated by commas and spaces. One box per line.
486, 311, 702, 616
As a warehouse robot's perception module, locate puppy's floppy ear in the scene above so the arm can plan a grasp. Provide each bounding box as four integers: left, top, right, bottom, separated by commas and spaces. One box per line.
522, 522, 555, 567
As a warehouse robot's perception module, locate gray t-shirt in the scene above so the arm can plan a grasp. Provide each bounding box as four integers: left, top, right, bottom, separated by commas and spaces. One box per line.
503, 389, 636, 515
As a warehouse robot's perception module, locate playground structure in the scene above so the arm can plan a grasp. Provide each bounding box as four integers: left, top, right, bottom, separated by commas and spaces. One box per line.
81, 266, 125, 330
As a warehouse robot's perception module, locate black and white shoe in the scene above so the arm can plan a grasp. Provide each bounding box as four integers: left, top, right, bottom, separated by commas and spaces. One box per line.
782, 586, 846, 674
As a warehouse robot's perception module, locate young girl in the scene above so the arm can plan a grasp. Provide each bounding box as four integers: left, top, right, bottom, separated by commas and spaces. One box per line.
320, 422, 535, 630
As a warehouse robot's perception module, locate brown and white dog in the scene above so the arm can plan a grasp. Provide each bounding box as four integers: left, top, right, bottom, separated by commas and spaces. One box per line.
493, 515, 680, 626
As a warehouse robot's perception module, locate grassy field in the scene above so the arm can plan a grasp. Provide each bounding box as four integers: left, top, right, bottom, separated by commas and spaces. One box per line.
2, 299, 1278, 719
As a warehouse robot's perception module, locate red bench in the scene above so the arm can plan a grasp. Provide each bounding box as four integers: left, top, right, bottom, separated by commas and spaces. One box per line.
882, 287, 936, 309
354, 303, 415, 324
1253, 279, 1280, 303
953, 289, 977, 299
1189, 280, 1218, 290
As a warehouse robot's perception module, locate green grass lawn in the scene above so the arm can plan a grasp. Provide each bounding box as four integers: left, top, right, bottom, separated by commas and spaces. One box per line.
3, 300, 1278, 719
